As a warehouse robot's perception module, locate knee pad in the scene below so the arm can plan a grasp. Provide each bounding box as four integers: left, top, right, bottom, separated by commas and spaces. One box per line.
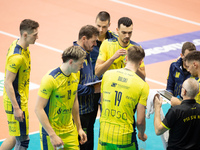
20, 139, 30, 148
16, 135, 30, 148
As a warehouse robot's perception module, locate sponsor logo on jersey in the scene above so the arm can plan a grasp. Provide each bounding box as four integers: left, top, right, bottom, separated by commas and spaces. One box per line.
72, 79, 79, 84
103, 98, 110, 102
8, 121, 16, 124
118, 76, 128, 83
57, 107, 72, 114
9, 63, 16, 69
56, 95, 66, 98
68, 81, 70, 86
104, 108, 127, 120
111, 82, 117, 87
9, 126, 16, 133
41, 89, 47, 95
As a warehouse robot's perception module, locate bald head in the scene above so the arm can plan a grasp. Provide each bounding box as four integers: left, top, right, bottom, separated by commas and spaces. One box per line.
182, 78, 199, 99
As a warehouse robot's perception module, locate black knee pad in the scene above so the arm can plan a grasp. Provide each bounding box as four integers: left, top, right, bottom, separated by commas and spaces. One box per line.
20, 139, 30, 148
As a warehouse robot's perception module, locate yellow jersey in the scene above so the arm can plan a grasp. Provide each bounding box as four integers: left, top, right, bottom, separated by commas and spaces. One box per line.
98, 37, 145, 70
3, 39, 31, 110
196, 78, 200, 104
38, 67, 79, 135
99, 68, 149, 146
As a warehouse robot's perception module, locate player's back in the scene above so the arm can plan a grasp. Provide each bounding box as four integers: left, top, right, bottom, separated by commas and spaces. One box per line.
99, 68, 149, 145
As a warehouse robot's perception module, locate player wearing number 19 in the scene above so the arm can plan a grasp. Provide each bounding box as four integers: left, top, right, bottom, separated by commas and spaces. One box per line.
98, 45, 149, 150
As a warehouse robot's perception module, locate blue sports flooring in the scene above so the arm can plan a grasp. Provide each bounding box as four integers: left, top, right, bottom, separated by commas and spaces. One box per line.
0, 103, 171, 150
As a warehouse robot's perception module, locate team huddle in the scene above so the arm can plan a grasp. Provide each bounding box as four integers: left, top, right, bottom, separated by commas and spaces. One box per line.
1, 11, 200, 150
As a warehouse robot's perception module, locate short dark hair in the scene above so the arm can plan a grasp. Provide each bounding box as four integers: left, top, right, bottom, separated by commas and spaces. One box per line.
96, 11, 110, 23
118, 17, 133, 28
78, 25, 99, 40
62, 46, 86, 63
127, 45, 145, 63
184, 51, 200, 62
182, 42, 196, 55
20, 19, 39, 35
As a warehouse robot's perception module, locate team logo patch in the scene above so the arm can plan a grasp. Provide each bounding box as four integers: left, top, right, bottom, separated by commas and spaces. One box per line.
175, 72, 180, 78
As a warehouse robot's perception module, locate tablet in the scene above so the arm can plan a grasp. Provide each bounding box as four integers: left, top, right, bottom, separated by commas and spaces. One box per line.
157, 90, 173, 101
84, 80, 102, 86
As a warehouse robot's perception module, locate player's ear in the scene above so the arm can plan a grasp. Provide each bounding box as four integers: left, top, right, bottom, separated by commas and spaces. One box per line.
116, 27, 119, 33
125, 55, 128, 62
82, 36, 87, 41
180, 53, 184, 58
139, 59, 143, 66
23, 31, 28, 38
68, 59, 73, 65
193, 61, 198, 69
108, 22, 111, 27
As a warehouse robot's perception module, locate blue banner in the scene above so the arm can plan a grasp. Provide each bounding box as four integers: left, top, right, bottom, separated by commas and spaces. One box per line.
139, 30, 200, 65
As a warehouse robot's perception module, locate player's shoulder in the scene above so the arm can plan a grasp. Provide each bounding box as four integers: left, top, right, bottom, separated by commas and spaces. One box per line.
129, 40, 141, 47
104, 69, 118, 76
107, 36, 118, 42
47, 67, 63, 79
170, 58, 182, 69
107, 30, 118, 39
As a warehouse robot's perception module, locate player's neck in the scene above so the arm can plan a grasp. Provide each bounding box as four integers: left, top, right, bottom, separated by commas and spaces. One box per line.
118, 38, 129, 47
124, 62, 138, 72
18, 38, 29, 50
60, 64, 71, 76
182, 96, 193, 101
98, 34, 106, 42
76, 40, 89, 52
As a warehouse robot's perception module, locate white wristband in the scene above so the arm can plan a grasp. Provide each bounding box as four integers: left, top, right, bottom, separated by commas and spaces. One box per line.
56, 145, 64, 150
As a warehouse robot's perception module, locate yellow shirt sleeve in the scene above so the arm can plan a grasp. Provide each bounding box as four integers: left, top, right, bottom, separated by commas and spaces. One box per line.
138, 82, 149, 106
38, 75, 54, 100
98, 40, 108, 61
6, 54, 23, 73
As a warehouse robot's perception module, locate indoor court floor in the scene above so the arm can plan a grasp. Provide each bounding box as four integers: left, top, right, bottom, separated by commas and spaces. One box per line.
0, 0, 200, 149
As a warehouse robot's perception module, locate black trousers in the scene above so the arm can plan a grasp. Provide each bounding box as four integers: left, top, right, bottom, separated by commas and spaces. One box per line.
79, 93, 100, 150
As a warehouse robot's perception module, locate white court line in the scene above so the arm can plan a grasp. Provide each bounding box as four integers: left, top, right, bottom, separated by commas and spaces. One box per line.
0, 31, 63, 53
0, 131, 39, 142
0, 30, 167, 87
110, 0, 200, 26
146, 78, 166, 87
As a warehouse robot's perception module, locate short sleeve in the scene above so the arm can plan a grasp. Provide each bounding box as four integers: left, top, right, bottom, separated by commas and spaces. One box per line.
38, 75, 54, 99
138, 82, 149, 106
6, 54, 23, 73
98, 40, 108, 61
162, 108, 176, 129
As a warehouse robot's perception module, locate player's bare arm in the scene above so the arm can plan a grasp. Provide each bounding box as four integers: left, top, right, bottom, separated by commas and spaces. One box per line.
72, 94, 87, 145
35, 96, 64, 148
4, 70, 24, 122
95, 49, 126, 77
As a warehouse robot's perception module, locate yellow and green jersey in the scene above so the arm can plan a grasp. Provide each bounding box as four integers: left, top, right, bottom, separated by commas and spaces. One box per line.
38, 67, 79, 135
196, 78, 200, 104
99, 68, 149, 146
3, 39, 31, 110
98, 37, 145, 70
